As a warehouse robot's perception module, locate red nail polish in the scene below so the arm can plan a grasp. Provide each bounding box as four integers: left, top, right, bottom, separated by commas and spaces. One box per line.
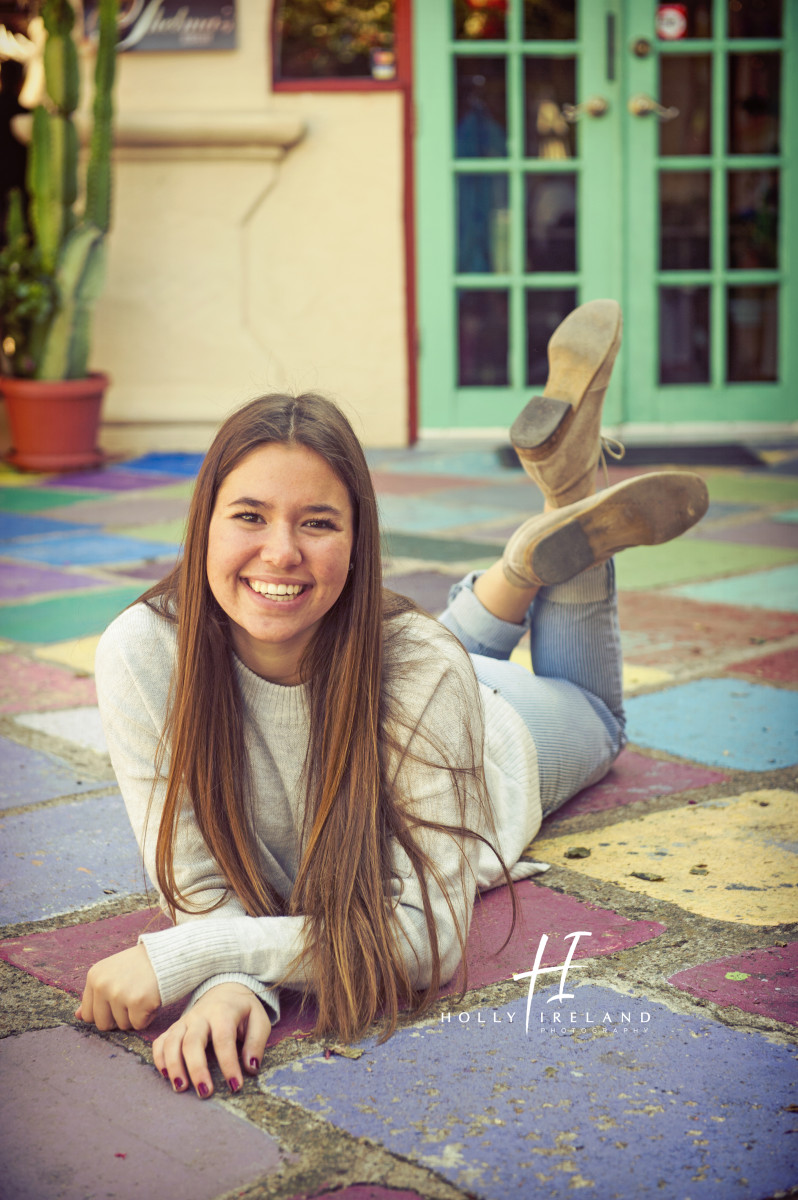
228, 1077, 240, 1093
249, 1057, 259, 1071
198, 1082, 209, 1098
173, 1077, 184, 1090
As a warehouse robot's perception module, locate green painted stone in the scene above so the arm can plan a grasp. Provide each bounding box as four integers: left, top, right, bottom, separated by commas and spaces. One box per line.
0, 487, 104, 512
0, 586, 144, 643
615, 539, 798, 591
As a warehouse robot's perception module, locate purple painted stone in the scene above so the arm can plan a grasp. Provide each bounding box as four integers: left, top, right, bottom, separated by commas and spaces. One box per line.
262, 984, 798, 1200
42, 469, 186, 491
0, 654, 96, 714
0, 561, 110, 600
0, 1026, 284, 1200
384, 569, 463, 615
668, 942, 798, 1024
691, 518, 798, 548
371, 470, 479, 495
0, 735, 109, 811
1, 882, 665, 1046
725, 646, 798, 685
542, 749, 728, 830
104, 559, 179, 582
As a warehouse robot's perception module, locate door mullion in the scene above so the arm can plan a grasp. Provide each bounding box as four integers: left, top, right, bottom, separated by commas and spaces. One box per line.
507, 26, 525, 391
711, 26, 728, 389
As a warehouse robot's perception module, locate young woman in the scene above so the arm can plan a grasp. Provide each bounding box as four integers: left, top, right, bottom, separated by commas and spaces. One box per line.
76, 301, 708, 1100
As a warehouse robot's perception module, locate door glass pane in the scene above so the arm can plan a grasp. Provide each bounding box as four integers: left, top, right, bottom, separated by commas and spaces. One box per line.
727, 286, 778, 381
728, 0, 782, 39
525, 174, 577, 271
527, 289, 578, 385
656, 1, 712, 39
524, 58, 577, 158
456, 57, 508, 158
453, 0, 506, 41
524, 0, 576, 40
458, 290, 509, 385
729, 54, 781, 155
659, 287, 710, 384
660, 171, 711, 269
659, 56, 712, 156
728, 170, 779, 269
457, 174, 510, 273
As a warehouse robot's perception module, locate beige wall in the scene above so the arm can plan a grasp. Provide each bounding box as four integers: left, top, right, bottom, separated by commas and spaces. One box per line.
91, 0, 409, 454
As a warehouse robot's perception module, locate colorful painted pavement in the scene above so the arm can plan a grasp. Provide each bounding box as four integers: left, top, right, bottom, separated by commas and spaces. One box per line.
1, 446, 797, 1200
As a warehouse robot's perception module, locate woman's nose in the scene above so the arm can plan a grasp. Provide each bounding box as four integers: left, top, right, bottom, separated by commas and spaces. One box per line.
259, 524, 302, 567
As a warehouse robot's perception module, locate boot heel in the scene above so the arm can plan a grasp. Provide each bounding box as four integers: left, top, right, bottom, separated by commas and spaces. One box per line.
510, 396, 573, 462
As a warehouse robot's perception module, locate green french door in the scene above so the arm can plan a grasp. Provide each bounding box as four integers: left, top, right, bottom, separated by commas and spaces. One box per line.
414, 0, 796, 432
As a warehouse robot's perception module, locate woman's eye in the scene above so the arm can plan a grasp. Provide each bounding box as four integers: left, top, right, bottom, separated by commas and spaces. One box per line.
234, 511, 261, 523
305, 518, 335, 530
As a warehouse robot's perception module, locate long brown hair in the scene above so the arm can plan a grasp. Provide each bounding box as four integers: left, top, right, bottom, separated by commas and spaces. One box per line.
141, 393, 506, 1040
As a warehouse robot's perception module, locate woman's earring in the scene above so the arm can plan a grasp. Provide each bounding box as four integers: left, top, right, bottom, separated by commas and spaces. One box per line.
348, 562, 354, 572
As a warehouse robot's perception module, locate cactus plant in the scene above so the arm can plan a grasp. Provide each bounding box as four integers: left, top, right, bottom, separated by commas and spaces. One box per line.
0, 0, 118, 380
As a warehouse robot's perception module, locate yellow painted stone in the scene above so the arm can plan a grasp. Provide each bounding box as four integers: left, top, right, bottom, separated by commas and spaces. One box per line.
622, 664, 673, 694
510, 644, 531, 670
34, 635, 102, 675
529, 789, 798, 926
0, 467, 49, 487
0, 641, 13, 653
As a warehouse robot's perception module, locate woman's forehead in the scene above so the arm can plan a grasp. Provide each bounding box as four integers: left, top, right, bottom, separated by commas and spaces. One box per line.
217, 442, 352, 508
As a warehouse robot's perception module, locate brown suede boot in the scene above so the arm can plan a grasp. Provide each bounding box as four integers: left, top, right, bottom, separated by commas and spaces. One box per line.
511, 299, 623, 506
502, 471, 709, 589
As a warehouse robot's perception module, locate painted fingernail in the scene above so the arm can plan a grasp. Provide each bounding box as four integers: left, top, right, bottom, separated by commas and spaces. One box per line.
173, 1077, 184, 1091
228, 1077, 240, 1093
198, 1082, 210, 1098
161, 1068, 169, 1079
249, 1057, 260, 1072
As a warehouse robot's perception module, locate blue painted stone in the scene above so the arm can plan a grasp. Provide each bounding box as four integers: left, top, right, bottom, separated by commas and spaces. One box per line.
261, 984, 798, 1200
0, 513, 93, 541
120, 452, 205, 477
0, 794, 148, 922
367, 448, 513, 480
0, 736, 109, 811
379, 494, 520, 534
4, 532, 181, 567
670, 564, 798, 612
625, 678, 798, 770
0, 1026, 284, 1200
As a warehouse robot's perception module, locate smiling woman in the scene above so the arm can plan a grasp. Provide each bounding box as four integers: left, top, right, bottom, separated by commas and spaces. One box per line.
76, 306, 709, 1103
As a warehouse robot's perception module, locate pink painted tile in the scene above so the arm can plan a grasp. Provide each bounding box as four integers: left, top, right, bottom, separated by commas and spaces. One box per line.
1, 882, 665, 1047
541, 749, 728, 831
725, 646, 798, 685
0, 654, 97, 713
668, 942, 798, 1025
617, 592, 798, 669
370, 471, 488, 496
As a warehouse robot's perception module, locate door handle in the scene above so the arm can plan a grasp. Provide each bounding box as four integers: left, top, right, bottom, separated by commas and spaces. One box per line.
561, 96, 609, 122
628, 93, 679, 121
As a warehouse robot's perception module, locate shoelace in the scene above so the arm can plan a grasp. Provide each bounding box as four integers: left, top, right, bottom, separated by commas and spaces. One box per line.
599, 435, 626, 488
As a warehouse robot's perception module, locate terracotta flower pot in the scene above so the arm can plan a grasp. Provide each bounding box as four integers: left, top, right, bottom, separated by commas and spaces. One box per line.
0, 373, 109, 472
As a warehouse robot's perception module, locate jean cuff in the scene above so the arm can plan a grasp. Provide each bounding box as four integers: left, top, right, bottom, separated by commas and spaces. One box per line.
443, 571, 529, 659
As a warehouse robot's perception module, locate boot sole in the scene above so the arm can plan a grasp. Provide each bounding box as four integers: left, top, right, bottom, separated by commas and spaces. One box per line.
529, 473, 709, 586
510, 300, 622, 462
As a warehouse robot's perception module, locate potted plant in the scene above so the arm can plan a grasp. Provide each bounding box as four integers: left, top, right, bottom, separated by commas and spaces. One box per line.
0, 0, 118, 471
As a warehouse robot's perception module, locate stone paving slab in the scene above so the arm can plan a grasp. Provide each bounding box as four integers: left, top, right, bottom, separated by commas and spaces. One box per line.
0, 735, 110, 811
691, 516, 798, 548
111, 518, 188, 544
540, 750, 728, 830
367, 449, 513, 479
377, 495, 523, 535
725, 646, 798, 684
34, 635, 102, 674
624, 678, 798, 770
670, 563, 798, 611
4, 531, 182, 567
531, 789, 798, 925
103, 560, 178, 582
0, 486, 104, 511
0, 586, 145, 643
616, 591, 798, 668
775, 508, 798, 523
0, 1025, 284, 1200
384, 569, 463, 615
0, 512, 94, 540
41, 468, 188, 491
13, 706, 107, 755
371, 470, 482, 495
290, 1189, 427, 1200
122, 452, 205, 476
0, 794, 148, 923
0, 654, 97, 713
613, 538, 798, 592
668, 941, 798, 1024
704, 472, 798, 506
0, 561, 112, 600
382, 531, 504, 564
37, 494, 191, 528
260, 984, 798, 1200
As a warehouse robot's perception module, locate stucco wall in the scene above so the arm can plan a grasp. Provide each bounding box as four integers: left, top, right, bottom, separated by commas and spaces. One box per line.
90, 0, 409, 453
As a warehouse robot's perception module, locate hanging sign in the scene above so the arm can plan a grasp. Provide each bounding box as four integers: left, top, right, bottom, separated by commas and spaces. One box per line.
656, 4, 688, 40
84, 0, 236, 52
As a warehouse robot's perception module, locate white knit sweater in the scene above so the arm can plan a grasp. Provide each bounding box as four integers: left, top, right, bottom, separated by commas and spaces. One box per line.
95, 603, 544, 1024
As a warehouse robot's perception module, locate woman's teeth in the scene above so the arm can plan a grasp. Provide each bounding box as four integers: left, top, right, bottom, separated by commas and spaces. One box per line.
248, 580, 304, 600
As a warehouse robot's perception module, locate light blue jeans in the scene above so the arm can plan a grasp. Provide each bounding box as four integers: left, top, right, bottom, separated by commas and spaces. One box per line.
438, 563, 626, 816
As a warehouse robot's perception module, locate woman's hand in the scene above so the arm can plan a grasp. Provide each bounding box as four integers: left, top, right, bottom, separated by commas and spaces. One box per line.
152, 982, 271, 1098
76, 943, 160, 1031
